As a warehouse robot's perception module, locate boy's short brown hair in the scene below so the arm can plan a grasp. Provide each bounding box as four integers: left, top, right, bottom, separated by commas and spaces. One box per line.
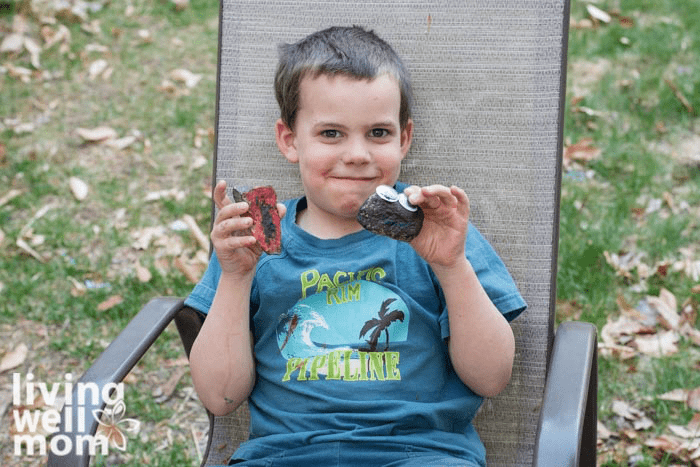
275, 26, 413, 131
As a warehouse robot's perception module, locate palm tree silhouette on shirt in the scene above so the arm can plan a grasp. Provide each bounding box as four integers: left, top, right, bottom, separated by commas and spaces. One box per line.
359, 298, 405, 352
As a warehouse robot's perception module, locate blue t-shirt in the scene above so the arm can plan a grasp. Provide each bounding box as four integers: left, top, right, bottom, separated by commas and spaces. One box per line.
185, 185, 526, 465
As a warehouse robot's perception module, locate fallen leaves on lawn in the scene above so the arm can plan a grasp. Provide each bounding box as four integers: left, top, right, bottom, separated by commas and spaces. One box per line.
601, 398, 700, 465
599, 286, 700, 463
563, 137, 602, 170
76, 126, 119, 142
69, 176, 89, 201
97, 295, 124, 312
130, 217, 209, 283
0, 343, 29, 373
600, 288, 698, 359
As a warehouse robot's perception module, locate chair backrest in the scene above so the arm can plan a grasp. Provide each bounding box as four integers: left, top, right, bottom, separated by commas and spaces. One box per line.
207, 1, 569, 465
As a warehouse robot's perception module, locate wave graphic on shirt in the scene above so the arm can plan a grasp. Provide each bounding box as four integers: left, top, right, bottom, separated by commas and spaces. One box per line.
275, 280, 410, 365
277, 305, 353, 358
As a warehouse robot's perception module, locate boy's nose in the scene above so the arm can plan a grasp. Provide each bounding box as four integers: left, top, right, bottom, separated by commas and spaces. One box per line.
343, 137, 371, 164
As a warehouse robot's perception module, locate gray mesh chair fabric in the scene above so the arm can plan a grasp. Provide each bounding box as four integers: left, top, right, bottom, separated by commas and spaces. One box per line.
208, 0, 569, 465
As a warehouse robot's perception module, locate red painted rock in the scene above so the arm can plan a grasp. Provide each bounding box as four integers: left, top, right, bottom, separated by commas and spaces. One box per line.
232, 186, 282, 254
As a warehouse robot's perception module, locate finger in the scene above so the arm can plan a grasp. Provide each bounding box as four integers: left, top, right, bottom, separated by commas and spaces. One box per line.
212, 213, 253, 239
213, 180, 234, 210
405, 185, 427, 206
428, 185, 458, 209
215, 201, 251, 226
450, 186, 470, 210
219, 234, 258, 251
277, 203, 287, 219
409, 185, 453, 209
402, 185, 421, 198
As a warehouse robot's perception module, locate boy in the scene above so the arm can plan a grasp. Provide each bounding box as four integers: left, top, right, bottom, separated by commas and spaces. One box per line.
187, 26, 526, 466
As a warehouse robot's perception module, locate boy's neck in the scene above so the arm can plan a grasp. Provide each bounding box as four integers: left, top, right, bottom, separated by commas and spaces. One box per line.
296, 204, 364, 239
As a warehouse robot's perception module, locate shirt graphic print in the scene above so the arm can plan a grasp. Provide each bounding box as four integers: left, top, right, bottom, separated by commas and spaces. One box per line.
276, 279, 410, 383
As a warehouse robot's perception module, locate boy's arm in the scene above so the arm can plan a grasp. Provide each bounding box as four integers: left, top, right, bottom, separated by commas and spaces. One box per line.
189, 181, 285, 416
405, 185, 515, 398
189, 273, 256, 416
432, 259, 515, 398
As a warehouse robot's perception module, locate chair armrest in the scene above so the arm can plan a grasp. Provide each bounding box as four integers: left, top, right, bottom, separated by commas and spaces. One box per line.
533, 321, 598, 467
47, 297, 186, 467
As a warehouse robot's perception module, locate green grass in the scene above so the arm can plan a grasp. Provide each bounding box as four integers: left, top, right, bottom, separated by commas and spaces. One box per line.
1, 0, 218, 464
561, 0, 700, 464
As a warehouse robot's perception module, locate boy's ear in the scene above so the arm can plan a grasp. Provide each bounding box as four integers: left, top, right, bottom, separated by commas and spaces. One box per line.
400, 119, 414, 159
275, 119, 298, 163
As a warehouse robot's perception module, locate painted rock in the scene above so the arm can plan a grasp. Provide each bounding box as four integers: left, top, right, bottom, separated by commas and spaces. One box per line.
357, 185, 423, 242
232, 185, 282, 254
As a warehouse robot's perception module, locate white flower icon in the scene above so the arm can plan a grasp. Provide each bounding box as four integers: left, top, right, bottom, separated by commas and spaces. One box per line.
93, 399, 141, 451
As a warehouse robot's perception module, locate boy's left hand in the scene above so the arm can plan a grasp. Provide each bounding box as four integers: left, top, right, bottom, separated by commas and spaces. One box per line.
403, 185, 470, 270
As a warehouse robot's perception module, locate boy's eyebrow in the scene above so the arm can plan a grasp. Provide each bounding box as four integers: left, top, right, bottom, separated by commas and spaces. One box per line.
313, 120, 398, 129
370, 120, 399, 129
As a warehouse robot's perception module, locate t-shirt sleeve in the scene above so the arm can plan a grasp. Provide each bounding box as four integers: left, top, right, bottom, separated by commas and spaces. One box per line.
184, 251, 222, 315
183, 251, 260, 330
438, 222, 527, 339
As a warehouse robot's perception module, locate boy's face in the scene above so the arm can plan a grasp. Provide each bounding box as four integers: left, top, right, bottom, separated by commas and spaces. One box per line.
276, 73, 413, 235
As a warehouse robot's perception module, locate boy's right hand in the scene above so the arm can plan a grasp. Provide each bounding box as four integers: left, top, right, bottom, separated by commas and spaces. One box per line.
210, 180, 285, 278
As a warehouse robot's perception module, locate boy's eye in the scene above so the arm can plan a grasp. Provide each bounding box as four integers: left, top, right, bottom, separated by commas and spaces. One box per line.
370, 128, 390, 138
321, 129, 341, 138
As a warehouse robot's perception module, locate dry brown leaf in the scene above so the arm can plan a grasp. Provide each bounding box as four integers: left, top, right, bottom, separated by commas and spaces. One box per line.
0, 343, 29, 373
69, 176, 89, 201
6, 63, 33, 83
183, 214, 209, 251
175, 256, 202, 283
564, 138, 602, 168
674, 248, 700, 282
190, 155, 208, 170
137, 29, 152, 43
16, 237, 46, 262
571, 18, 594, 30
612, 399, 645, 421
23, 36, 41, 68
669, 424, 700, 439
135, 261, 152, 283
148, 189, 186, 202
97, 295, 124, 312
633, 330, 679, 357
647, 288, 680, 330
633, 416, 654, 431
665, 78, 695, 114
165, 356, 190, 367
658, 388, 689, 402
88, 58, 108, 80
598, 420, 614, 440
645, 434, 682, 452
598, 342, 637, 360
157, 366, 189, 401
688, 388, 700, 411
681, 323, 700, 347
76, 126, 118, 142
587, 4, 611, 23
0, 189, 22, 207
171, 0, 190, 12
170, 68, 202, 88
601, 314, 652, 346
132, 226, 166, 250
0, 33, 24, 54
105, 135, 137, 150
45, 24, 72, 50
